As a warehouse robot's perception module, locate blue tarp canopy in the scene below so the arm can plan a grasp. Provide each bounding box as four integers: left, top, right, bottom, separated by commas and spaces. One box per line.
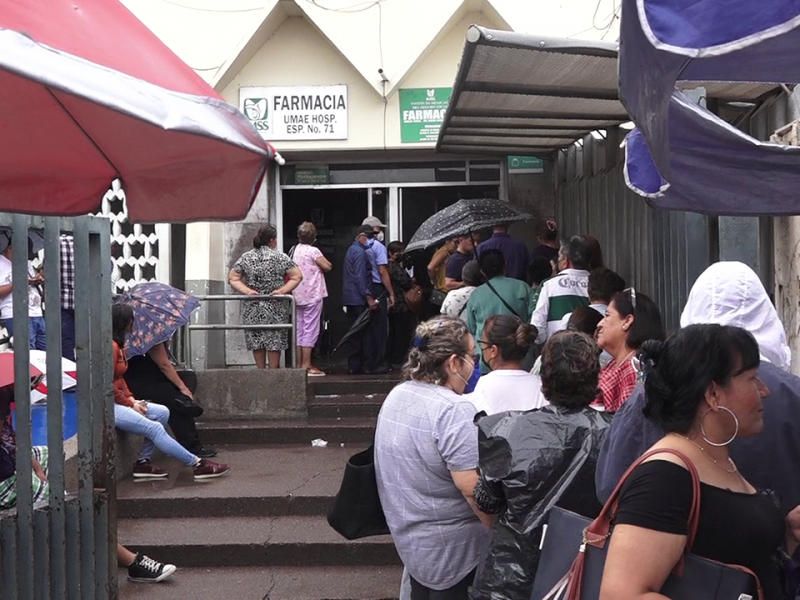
620, 0, 800, 215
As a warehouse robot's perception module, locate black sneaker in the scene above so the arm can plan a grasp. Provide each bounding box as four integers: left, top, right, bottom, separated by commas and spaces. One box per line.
192, 445, 218, 459
127, 553, 176, 583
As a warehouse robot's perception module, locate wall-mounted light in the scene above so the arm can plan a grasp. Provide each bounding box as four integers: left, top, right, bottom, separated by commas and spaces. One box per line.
619, 121, 635, 130
590, 129, 607, 141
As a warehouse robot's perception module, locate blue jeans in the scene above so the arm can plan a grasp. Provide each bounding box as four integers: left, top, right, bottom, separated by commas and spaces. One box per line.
29, 317, 46, 351
113, 402, 197, 466
1, 317, 46, 350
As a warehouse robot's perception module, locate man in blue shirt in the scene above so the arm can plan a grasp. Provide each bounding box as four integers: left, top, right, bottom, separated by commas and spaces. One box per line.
362, 216, 394, 374
476, 224, 530, 282
342, 226, 377, 374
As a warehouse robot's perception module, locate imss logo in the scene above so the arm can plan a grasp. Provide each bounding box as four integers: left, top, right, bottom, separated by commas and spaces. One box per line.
243, 98, 269, 131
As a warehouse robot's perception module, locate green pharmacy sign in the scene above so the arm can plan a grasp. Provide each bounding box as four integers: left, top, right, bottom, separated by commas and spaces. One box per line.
508, 156, 545, 173
399, 88, 452, 143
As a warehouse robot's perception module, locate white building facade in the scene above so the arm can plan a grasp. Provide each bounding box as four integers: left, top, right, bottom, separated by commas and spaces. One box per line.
120, 0, 621, 365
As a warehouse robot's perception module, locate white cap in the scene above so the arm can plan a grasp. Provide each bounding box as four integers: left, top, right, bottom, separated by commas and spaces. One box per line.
362, 216, 387, 229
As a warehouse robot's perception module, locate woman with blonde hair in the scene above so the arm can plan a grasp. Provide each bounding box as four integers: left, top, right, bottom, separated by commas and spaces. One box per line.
291, 221, 332, 376
375, 316, 491, 599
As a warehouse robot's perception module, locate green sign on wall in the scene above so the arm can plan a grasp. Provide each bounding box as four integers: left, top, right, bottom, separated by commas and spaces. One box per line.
399, 88, 452, 143
508, 156, 545, 173
294, 167, 329, 185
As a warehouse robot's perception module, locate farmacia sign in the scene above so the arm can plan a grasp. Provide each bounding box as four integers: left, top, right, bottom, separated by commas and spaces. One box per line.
240, 85, 348, 141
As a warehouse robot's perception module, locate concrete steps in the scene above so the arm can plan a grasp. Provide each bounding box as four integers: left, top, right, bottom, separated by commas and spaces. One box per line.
307, 394, 387, 419
118, 375, 402, 599
118, 515, 398, 568
118, 445, 361, 519
118, 565, 402, 600
197, 418, 376, 445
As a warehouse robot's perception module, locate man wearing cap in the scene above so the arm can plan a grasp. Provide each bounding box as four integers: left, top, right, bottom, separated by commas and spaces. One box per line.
361, 216, 394, 374
342, 226, 378, 374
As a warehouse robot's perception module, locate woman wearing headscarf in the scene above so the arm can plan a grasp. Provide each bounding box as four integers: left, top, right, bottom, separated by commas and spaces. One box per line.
375, 316, 491, 600
228, 224, 303, 369
291, 221, 331, 376
594, 287, 665, 412
470, 331, 612, 600
595, 262, 800, 518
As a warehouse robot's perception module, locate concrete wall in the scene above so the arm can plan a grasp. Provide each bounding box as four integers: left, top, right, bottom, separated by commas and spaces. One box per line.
506, 161, 556, 250
195, 368, 308, 420
218, 11, 503, 153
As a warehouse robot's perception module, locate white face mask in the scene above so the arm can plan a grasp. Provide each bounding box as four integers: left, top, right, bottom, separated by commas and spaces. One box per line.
376, 231, 385, 243
452, 355, 474, 394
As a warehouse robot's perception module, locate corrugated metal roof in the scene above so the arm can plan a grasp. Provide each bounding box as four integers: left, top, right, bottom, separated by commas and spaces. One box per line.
438, 27, 782, 157
437, 27, 624, 156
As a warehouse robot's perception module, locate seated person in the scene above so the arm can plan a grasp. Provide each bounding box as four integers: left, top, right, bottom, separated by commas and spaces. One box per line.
0, 384, 176, 582
112, 304, 228, 480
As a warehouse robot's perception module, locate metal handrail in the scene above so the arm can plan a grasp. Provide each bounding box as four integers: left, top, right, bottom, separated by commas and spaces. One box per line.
183, 293, 297, 369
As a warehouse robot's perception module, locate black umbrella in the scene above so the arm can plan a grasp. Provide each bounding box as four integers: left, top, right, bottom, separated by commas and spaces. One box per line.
404, 198, 532, 253
331, 306, 375, 355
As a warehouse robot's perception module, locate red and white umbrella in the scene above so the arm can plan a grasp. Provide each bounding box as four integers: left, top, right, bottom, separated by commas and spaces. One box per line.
28, 350, 77, 404
0, 0, 274, 222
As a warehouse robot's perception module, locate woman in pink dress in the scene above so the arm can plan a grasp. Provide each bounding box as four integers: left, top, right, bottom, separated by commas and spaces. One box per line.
292, 222, 332, 376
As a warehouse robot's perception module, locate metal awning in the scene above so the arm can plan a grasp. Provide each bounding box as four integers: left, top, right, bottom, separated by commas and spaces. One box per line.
437, 27, 625, 156
437, 27, 781, 157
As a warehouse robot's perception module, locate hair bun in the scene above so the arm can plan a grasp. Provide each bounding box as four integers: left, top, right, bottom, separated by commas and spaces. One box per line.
514, 322, 534, 350
637, 339, 665, 376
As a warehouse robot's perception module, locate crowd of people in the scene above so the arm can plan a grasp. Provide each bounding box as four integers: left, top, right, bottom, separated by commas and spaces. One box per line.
368, 225, 800, 599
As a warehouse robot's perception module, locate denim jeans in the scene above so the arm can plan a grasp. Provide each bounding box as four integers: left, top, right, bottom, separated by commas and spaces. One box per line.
29, 317, 46, 351
1, 317, 46, 350
113, 402, 197, 466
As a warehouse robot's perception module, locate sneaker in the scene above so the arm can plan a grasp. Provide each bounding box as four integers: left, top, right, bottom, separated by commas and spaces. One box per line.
132, 460, 168, 479
193, 459, 229, 480
127, 553, 177, 583
192, 445, 218, 459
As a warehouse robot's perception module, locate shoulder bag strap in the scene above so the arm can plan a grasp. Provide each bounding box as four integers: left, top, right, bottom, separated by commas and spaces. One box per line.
485, 280, 523, 320
457, 297, 469, 318
585, 447, 701, 562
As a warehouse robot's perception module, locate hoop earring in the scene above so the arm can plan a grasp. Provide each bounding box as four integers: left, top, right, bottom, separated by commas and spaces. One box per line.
700, 406, 739, 447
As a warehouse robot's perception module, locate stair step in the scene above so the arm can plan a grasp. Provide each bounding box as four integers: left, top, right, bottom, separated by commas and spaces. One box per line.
197, 418, 376, 445
119, 515, 400, 568
308, 394, 386, 418
118, 444, 362, 518
117, 565, 402, 599
310, 375, 400, 397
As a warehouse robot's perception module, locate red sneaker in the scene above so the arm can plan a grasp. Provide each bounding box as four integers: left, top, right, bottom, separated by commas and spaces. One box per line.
132, 460, 168, 479
193, 459, 229, 481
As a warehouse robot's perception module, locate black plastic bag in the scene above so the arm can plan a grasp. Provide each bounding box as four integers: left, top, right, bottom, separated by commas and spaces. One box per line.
469, 406, 612, 600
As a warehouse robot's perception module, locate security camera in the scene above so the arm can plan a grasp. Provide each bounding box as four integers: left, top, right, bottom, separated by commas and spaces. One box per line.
378, 68, 389, 83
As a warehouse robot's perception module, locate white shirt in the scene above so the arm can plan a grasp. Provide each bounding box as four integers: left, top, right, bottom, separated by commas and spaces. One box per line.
466, 370, 547, 415
440, 286, 476, 322
0, 257, 43, 319
0, 256, 12, 319
27, 262, 43, 318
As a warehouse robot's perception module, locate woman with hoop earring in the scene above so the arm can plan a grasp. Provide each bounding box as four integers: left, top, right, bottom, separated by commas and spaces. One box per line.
599, 324, 800, 600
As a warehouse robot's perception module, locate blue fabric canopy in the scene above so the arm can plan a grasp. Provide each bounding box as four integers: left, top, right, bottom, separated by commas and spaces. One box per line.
619, 0, 800, 214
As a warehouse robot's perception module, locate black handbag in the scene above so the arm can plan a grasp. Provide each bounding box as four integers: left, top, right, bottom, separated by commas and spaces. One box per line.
327, 444, 390, 540
530, 448, 763, 600
171, 393, 203, 418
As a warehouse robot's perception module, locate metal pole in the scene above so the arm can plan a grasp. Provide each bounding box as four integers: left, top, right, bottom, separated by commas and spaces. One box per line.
290, 295, 297, 368
11, 214, 34, 599
43, 217, 66, 599
72, 218, 95, 597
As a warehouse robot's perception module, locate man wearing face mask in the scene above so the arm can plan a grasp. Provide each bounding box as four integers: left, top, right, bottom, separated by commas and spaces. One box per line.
361, 216, 394, 374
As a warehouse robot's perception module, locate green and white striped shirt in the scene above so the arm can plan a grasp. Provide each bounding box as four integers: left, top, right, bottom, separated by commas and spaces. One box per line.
531, 268, 590, 344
